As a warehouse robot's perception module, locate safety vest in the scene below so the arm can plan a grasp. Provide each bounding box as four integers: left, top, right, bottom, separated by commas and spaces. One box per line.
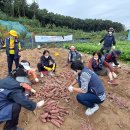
6, 38, 19, 59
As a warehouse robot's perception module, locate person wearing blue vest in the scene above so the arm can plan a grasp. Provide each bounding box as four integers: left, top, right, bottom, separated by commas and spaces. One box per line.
0, 68, 45, 130
67, 60, 106, 116
2, 30, 22, 75
98, 27, 116, 54
67, 46, 83, 64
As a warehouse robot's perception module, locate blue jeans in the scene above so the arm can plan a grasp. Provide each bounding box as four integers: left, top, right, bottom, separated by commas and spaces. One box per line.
76, 93, 103, 108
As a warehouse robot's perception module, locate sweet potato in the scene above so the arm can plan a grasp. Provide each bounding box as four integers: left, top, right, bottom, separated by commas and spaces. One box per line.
48, 115, 57, 119
57, 116, 64, 122
50, 119, 61, 128
55, 119, 63, 125
40, 117, 47, 123
50, 109, 59, 114
40, 113, 48, 119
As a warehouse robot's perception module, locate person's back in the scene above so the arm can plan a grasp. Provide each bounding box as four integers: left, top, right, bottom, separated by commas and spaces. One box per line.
79, 67, 105, 96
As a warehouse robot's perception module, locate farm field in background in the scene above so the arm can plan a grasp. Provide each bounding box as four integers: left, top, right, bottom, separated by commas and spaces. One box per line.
64, 41, 130, 62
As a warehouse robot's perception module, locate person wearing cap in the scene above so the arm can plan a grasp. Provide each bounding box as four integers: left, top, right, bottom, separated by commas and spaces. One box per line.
67, 60, 106, 116
0, 68, 44, 130
88, 51, 118, 85
2, 30, 22, 75
67, 46, 83, 64
37, 50, 56, 77
20, 60, 39, 82
98, 27, 116, 54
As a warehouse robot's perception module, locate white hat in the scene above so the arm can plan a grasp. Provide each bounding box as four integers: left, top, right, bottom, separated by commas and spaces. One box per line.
70, 46, 75, 50
20, 62, 31, 70
16, 76, 31, 85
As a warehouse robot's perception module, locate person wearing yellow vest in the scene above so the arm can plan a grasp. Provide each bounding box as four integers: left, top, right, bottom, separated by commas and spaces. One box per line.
2, 30, 21, 75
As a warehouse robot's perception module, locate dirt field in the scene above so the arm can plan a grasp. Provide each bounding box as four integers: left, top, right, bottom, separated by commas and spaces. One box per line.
0, 48, 130, 130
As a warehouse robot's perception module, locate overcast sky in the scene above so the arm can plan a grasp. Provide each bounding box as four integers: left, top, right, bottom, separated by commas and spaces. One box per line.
27, 0, 130, 29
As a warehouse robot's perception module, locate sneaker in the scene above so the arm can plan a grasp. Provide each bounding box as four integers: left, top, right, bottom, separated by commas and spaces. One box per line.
108, 80, 118, 85
35, 78, 39, 82
85, 104, 99, 116
40, 73, 44, 78
49, 71, 54, 76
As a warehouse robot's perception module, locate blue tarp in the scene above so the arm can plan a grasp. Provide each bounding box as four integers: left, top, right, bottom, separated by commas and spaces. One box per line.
128, 30, 130, 41
0, 20, 31, 38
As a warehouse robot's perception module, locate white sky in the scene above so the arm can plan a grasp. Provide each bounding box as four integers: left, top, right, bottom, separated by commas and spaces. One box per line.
27, 0, 130, 29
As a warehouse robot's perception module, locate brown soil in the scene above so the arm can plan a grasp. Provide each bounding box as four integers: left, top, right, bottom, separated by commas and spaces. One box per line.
0, 48, 130, 130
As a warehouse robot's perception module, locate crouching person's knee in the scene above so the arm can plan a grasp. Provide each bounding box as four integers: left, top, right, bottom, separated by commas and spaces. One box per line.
76, 94, 83, 103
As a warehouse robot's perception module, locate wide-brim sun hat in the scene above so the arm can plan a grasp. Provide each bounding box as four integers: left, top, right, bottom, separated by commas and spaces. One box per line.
20, 61, 31, 71
16, 76, 31, 84
9, 30, 18, 37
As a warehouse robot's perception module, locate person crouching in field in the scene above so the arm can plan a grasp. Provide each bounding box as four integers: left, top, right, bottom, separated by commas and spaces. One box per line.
88, 51, 118, 85
104, 50, 121, 68
0, 68, 44, 130
67, 60, 106, 116
67, 46, 83, 64
37, 50, 56, 77
20, 60, 39, 83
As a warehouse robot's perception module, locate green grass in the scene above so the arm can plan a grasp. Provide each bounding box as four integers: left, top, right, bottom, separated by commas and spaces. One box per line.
64, 41, 130, 62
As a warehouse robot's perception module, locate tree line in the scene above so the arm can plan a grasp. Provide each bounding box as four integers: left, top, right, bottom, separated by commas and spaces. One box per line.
0, 0, 125, 32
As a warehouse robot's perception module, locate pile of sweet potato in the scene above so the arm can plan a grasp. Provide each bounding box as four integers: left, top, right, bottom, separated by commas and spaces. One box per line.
34, 69, 74, 102
40, 100, 69, 128
33, 68, 74, 127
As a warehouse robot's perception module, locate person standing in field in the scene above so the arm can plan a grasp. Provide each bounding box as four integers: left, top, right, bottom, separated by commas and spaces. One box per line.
1, 30, 22, 75
98, 27, 116, 54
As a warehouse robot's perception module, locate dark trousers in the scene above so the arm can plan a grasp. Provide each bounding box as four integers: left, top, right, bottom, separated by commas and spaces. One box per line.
3, 103, 21, 130
100, 47, 111, 55
76, 93, 103, 108
7, 54, 19, 73
37, 63, 56, 72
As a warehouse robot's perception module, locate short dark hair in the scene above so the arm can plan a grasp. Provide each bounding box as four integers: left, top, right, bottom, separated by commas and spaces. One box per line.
71, 60, 84, 71
43, 50, 50, 55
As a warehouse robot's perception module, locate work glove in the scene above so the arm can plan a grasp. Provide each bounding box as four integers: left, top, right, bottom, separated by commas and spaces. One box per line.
98, 43, 101, 45
20, 83, 36, 94
44, 66, 52, 71
112, 46, 115, 49
31, 88, 36, 94
37, 100, 45, 108
52, 64, 56, 71
68, 85, 74, 92
117, 64, 121, 68
112, 72, 117, 79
